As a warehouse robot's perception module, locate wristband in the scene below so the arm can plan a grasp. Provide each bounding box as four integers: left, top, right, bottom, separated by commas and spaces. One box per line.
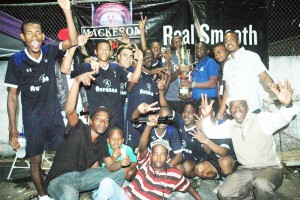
191, 81, 196, 88
283, 103, 293, 108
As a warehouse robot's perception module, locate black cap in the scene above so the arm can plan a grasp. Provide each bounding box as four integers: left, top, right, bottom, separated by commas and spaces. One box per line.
90, 106, 113, 120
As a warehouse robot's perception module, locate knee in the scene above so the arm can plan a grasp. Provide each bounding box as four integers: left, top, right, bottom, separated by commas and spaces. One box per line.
253, 177, 276, 195
219, 156, 234, 174
30, 155, 42, 168
183, 161, 195, 177
217, 185, 228, 200
125, 168, 137, 181
195, 164, 205, 177
100, 177, 114, 188
49, 183, 78, 200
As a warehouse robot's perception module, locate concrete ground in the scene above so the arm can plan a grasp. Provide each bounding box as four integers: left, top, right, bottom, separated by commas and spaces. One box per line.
0, 155, 300, 200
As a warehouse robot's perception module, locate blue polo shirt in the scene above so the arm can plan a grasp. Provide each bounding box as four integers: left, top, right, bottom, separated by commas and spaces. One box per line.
191, 56, 219, 99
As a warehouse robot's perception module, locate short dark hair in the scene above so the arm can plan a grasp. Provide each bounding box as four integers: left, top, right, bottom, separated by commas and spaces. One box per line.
171, 35, 182, 44
95, 39, 111, 50
21, 19, 43, 34
90, 106, 113, 120
197, 41, 210, 51
224, 30, 238, 38
108, 127, 123, 138
213, 42, 225, 50
115, 44, 133, 56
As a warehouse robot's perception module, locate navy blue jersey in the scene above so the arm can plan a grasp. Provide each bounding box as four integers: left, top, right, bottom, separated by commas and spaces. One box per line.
110, 62, 130, 105
173, 112, 206, 163
126, 72, 158, 119
149, 125, 183, 159
210, 138, 236, 159
124, 72, 158, 149
5, 44, 65, 118
72, 63, 129, 129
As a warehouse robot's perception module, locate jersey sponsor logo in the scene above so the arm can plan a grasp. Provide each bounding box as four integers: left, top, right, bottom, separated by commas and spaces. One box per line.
95, 86, 118, 93
139, 83, 154, 96
39, 74, 49, 83
30, 85, 41, 92
120, 83, 126, 95
26, 68, 32, 73
95, 79, 118, 93
103, 79, 111, 88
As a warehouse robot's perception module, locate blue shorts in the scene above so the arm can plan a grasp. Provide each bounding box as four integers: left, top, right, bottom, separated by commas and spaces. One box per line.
23, 111, 65, 156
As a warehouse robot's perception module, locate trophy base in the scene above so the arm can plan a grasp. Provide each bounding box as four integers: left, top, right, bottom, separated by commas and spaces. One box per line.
178, 87, 192, 101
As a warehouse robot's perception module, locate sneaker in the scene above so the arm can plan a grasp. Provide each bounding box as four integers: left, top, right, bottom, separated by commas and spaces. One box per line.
189, 177, 202, 189
38, 195, 54, 200
213, 180, 224, 194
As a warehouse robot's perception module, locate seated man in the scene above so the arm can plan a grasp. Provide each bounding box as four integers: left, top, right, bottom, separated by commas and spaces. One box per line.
159, 88, 234, 188
45, 71, 125, 199
95, 103, 202, 200
132, 104, 183, 168
200, 80, 299, 199
191, 105, 237, 192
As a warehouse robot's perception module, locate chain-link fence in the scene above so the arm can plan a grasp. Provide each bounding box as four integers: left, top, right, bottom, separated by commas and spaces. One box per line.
263, 100, 300, 166
1, 0, 299, 56
0, 2, 66, 42
268, 0, 300, 56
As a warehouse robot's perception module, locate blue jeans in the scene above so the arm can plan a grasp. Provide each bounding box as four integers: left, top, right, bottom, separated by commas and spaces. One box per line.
96, 177, 129, 200
47, 168, 125, 200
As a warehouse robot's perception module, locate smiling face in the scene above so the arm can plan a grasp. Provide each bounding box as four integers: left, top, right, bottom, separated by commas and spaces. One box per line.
196, 42, 209, 60
107, 128, 124, 149
150, 144, 169, 171
90, 111, 110, 134
229, 100, 249, 124
143, 50, 154, 69
224, 32, 240, 54
20, 23, 45, 56
171, 35, 182, 51
150, 42, 161, 59
117, 48, 134, 69
95, 42, 111, 63
182, 104, 196, 127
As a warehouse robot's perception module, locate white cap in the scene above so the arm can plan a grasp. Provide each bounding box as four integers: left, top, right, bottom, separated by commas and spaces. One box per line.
226, 95, 247, 107
150, 139, 171, 152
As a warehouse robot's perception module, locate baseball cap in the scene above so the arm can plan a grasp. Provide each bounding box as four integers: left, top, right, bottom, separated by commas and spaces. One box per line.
150, 139, 171, 152
58, 28, 69, 41
226, 95, 247, 107
90, 106, 113, 120
57, 28, 78, 41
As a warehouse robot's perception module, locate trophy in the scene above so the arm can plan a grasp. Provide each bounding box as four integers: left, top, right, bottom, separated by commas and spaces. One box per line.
177, 43, 192, 100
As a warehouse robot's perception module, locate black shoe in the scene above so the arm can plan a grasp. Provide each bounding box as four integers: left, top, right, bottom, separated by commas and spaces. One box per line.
189, 177, 201, 189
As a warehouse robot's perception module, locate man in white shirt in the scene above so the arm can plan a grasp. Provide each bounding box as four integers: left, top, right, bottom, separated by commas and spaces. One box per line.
198, 80, 299, 199
217, 31, 274, 120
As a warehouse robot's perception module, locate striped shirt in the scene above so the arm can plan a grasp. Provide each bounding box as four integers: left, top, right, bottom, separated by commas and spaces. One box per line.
123, 150, 191, 200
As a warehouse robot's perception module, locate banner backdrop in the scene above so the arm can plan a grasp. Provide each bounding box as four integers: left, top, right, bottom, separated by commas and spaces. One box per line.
73, 0, 268, 66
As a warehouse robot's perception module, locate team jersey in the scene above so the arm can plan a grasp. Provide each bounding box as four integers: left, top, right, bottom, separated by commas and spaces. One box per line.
149, 125, 183, 159
72, 62, 130, 129
4, 44, 65, 118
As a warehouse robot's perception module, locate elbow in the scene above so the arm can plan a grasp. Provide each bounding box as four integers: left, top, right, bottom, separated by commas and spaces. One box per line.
60, 67, 71, 74
70, 38, 78, 47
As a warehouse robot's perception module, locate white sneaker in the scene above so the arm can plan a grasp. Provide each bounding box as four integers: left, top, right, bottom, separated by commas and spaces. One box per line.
213, 180, 224, 194
38, 195, 54, 200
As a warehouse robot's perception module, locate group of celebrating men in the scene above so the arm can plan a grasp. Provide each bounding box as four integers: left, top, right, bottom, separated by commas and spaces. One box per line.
4, 0, 299, 199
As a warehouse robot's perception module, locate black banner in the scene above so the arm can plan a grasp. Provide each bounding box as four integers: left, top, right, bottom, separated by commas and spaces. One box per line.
73, 0, 268, 65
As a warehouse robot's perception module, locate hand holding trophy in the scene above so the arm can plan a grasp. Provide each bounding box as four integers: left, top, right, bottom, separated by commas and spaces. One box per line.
177, 42, 193, 100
